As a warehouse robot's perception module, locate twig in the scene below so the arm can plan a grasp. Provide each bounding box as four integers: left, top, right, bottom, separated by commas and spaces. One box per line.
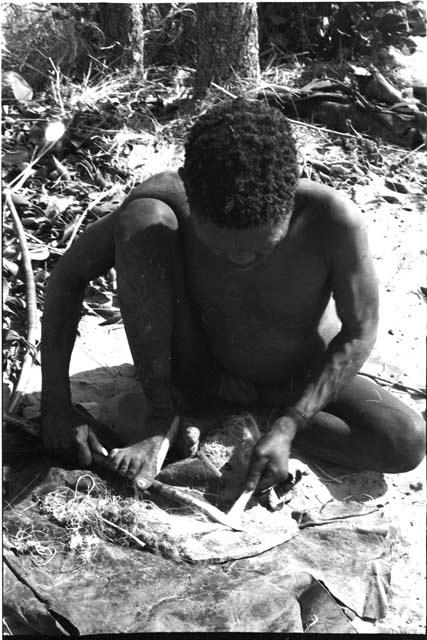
209, 82, 395, 147
98, 515, 147, 550
2, 618, 13, 635
298, 507, 380, 529
5, 191, 40, 414
390, 142, 425, 170
65, 186, 116, 250
7, 142, 56, 191
359, 372, 426, 397
5, 471, 44, 508
211, 82, 237, 99
286, 117, 368, 141
146, 479, 244, 531
310, 461, 345, 483
3, 413, 40, 438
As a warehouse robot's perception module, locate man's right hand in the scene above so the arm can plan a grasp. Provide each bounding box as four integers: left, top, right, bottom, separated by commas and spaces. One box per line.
41, 406, 107, 466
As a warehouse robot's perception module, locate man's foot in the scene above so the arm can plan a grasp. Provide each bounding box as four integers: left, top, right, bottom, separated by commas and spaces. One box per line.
107, 438, 160, 484
176, 417, 201, 458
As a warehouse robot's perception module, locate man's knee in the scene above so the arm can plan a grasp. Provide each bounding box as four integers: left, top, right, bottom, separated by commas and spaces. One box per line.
114, 198, 178, 245
385, 410, 425, 473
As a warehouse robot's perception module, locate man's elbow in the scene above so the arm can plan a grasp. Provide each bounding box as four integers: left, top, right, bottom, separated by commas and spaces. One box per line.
365, 317, 378, 352
344, 316, 378, 353
354, 305, 379, 350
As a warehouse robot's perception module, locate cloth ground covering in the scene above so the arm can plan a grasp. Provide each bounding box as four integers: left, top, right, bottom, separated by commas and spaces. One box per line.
3, 316, 425, 633
3, 438, 393, 634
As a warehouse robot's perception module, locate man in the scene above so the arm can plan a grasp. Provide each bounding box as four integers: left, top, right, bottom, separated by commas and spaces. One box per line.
41, 98, 425, 493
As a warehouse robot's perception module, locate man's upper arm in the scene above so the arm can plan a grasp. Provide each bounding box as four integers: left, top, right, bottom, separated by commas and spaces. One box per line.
53, 210, 116, 286
326, 193, 379, 338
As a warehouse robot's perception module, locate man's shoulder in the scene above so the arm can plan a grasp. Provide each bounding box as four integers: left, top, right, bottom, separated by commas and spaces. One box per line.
123, 171, 190, 219
129, 170, 182, 196
295, 179, 363, 232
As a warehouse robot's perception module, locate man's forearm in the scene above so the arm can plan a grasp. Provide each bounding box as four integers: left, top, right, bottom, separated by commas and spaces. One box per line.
291, 328, 377, 421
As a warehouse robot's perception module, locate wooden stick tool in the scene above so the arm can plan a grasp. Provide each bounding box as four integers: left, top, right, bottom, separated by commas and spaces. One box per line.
227, 488, 256, 520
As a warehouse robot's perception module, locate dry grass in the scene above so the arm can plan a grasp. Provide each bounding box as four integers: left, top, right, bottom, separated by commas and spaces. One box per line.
1, 3, 99, 89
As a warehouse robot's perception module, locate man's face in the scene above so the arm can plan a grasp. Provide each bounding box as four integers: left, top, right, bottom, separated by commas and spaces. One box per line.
192, 215, 291, 272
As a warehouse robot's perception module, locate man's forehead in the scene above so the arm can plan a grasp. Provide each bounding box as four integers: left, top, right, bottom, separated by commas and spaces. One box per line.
192, 217, 287, 246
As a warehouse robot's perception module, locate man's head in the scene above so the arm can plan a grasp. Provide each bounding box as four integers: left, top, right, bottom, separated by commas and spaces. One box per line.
180, 98, 298, 269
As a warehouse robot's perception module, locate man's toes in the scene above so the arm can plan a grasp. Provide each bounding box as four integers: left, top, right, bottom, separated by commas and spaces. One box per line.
185, 426, 201, 456
178, 419, 201, 458
126, 460, 141, 480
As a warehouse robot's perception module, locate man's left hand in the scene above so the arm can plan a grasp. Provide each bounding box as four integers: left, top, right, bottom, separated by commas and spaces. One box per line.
245, 416, 298, 493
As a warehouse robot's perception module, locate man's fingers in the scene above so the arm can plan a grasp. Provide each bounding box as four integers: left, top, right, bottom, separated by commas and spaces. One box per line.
76, 440, 92, 466
73, 423, 91, 466
245, 454, 266, 492
87, 429, 108, 457
117, 457, 131, 477
257, 468, 277, 493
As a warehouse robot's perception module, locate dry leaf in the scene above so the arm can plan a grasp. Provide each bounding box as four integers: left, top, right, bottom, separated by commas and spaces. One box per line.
385, 178, 410, 194
3, 276, 10, 303
330, 164, 351, 176
3, 258, 19, 277
58, 219, 78, 245
6, 71, 33, 101
29, 246, 50, 261
2, 149, 31, 166
10, 192, 32, 207
381, 194, 402, 204
45, 121, 65, 143
51, 155, 72, 180
45, 195, 76, 218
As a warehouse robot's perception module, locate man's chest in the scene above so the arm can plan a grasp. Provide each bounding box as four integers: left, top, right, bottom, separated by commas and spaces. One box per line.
185, 239, 330, 329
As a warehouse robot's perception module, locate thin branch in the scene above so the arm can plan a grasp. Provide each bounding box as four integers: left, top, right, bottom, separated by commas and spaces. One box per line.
390, 142, 425, 170
98, 515, 148, 551
359, 372, 425, 397
7, 141, 56, 191
5, 191, 40, 414
65, 186, 116, 250
298, 507, 381, 529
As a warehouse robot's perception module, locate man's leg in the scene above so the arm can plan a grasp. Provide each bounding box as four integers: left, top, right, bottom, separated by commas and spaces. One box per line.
292, 375, 425, 473
109, 197, 211, 477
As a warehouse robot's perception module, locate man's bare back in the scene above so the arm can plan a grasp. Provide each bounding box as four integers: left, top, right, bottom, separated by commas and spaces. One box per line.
40, 99, 425, 491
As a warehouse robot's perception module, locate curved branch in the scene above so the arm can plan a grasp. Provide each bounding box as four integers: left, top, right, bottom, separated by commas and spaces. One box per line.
5, 190, 40, 414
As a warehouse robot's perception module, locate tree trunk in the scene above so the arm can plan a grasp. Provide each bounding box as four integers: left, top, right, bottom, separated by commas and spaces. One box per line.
95, 2, 144, 72
195, 2, 260, 95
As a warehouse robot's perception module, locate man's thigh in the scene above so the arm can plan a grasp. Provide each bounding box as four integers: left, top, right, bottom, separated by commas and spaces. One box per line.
324, 373, 420, 434
115, 197, 212, 392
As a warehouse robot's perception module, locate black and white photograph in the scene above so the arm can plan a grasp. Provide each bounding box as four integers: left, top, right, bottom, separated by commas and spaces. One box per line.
2, 1, 426, 635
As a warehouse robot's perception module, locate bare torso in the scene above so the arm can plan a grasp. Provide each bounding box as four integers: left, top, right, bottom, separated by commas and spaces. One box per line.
123, 171, 341, 387
185, 215, 333, 385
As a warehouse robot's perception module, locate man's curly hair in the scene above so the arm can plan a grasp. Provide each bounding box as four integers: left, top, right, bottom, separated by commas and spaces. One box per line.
181, 98, 298, 229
